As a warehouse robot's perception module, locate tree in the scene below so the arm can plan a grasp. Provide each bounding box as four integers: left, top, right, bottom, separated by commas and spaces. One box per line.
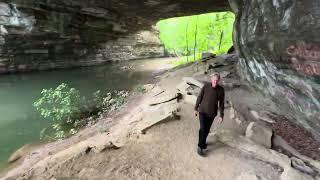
156, 11, 235, 63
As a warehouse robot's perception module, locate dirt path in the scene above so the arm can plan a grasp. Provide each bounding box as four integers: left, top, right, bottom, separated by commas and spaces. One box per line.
49, 102, 280, 180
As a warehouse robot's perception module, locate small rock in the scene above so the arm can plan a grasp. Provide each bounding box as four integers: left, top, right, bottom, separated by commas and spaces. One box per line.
229, 104, 236, 119
245, 122, 272, 148
8, 144, 32, 163
223, 82, 241, 89
237, 172, 260, 180
150, 86, 164, 97
186, 85, 201, 96
208, 63, 225, 70
18, 64, 27, 71
272, 135, 301, 157
281, 167, 314, 180
0, 67, 7, 74
192, 71, 206, 77
234, 117, 242, 125
291, 157, 314, 175
184, 94, 197, 105
143, 84, 154, 91
176, 81, 190, 94
229, 104, 241, 124
250, 110, 275, 123
0, 3, 11, 16
201, 52, 216, 60
220, 71, 231, 78
24, 49, 48, 54
78, 168, 99, 178
182, 77, 204, 88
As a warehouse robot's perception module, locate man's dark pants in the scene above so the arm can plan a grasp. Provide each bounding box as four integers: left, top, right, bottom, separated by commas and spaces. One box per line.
198, 112, 216, 149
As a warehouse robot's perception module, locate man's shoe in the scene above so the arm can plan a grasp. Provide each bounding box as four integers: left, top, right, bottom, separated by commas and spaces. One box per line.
204, 143, 208, 150
197, 147, 205, 156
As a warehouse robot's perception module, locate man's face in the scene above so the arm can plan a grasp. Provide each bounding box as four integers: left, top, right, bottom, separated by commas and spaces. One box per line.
211, 75, 219, 88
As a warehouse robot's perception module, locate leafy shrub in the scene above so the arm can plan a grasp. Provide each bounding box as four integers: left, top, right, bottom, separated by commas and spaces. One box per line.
33, 83, 81, 140
34, 83, 129, 140
92, 90, 129, 111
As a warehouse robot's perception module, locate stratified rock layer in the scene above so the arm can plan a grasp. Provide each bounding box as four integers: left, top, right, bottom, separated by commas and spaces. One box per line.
230, 0, 320, 138
0, 0, 229, 73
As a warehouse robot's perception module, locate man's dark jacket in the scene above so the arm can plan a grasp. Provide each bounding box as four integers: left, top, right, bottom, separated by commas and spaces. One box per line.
194, 83, 225, 118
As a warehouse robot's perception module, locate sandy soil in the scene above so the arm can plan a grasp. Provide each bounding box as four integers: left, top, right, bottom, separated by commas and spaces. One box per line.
47, 103, 281, 180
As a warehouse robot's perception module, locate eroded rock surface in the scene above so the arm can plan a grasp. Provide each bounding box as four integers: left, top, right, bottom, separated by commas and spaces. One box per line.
231, 0, 320, 138
0, 0, 229, 73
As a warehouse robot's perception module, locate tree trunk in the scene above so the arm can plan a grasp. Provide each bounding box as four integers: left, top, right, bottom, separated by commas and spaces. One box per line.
193, 16, 199, 61
186, 17, 190, 62
218, 31, 224, 53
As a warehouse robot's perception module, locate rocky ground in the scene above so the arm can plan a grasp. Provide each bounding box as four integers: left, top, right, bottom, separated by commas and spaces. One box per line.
1, 55, 320, 180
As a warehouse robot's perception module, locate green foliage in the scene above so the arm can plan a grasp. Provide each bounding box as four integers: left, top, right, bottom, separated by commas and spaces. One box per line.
33, 83, 81, 123
92, 90, 129, 112
156, 12, 235, 66
33, 83, 81, 140
33, 83, 129, 140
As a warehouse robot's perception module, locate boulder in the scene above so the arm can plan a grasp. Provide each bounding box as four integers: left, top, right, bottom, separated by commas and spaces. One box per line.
133, 101, 180, 134
272, 135, 320, 176
245, 122, 272, 148
216, 130, 291, 168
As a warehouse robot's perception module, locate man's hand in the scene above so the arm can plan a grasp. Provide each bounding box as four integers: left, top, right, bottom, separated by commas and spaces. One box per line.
217, 117, 223, 124
194, 111, 198, 117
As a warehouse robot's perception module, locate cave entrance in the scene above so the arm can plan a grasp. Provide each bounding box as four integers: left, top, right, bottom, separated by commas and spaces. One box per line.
156, 11, 235, 66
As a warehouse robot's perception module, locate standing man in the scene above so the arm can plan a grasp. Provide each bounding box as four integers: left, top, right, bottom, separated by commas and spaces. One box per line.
194, 73, 225, 156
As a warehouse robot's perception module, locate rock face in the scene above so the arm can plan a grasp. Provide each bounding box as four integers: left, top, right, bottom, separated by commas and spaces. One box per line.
0, 0, 229, 73
230, 0, 320, 138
